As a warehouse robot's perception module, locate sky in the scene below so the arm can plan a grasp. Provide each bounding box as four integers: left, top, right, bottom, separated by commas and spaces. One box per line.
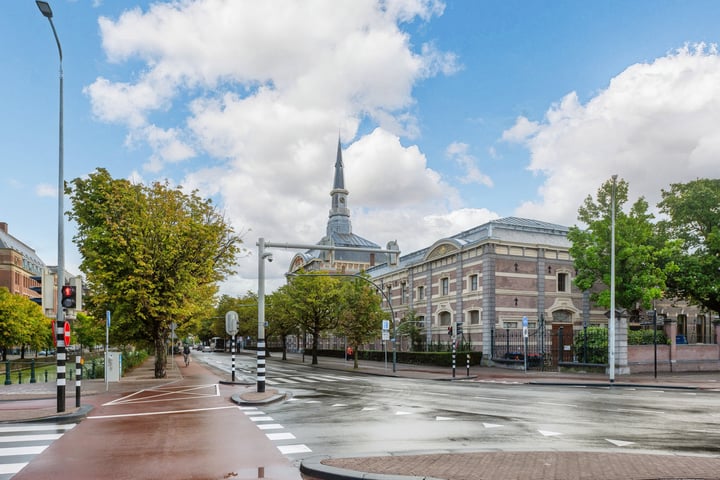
2, 0, 720, 296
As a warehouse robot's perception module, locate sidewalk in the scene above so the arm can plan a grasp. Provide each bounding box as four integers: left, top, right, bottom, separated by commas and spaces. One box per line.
2, 352, 720, 480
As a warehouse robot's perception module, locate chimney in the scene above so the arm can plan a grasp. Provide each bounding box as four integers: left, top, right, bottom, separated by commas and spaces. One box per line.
0, 222, 7, 234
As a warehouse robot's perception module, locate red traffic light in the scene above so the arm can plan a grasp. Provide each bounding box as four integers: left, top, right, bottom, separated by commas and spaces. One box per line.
61, 285, 76, 309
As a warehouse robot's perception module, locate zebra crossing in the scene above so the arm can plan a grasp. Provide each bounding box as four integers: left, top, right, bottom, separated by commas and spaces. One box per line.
206, 358, 357, 386
0, 423, 76, 479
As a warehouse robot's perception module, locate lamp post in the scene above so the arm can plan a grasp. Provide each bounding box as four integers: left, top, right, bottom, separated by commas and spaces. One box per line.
609, 174, 618, 384
36, 0, 66, 413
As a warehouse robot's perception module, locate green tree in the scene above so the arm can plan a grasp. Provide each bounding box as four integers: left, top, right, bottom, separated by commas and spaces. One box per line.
73, 312, 105, 353
397, 309, 424, 352
67, 168, 241, 378
266, 290, 300, 360
336, 274, 387, 368
281, 271, 343, 365
657, 179, 720, 315
568, 177, 675, 313
0, 288, 50, 360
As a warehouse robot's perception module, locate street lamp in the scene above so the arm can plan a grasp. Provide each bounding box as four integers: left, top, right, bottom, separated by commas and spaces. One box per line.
609, 174, 618, 383
36, 0, 66, 413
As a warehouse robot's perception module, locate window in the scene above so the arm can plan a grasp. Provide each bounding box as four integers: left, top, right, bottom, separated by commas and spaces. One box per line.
441, 277, 449, 296
557, 272, 569, 293
386, 286, 392, 306
439, 311, 451, 326
400, 282, 407, 305
417, 285, 425, 300
469, 310, 480, 325
469, 274, 478, 291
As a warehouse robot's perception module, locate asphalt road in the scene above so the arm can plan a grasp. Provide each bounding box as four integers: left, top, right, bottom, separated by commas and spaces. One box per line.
198, 352, 720, 466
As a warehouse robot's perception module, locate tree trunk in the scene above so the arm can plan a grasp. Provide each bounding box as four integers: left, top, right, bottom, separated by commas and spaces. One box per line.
311, 329, 319, 365
281, 335, 287, 361
154, 336, 167, 378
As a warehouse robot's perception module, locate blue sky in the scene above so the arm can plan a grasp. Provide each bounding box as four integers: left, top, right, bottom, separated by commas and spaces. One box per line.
2, 0, 720, 294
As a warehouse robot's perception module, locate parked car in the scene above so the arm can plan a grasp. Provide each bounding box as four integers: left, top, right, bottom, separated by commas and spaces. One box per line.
202, 345, 211, 352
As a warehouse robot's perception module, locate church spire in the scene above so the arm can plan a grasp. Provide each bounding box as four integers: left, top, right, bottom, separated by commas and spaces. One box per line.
327, 137, 351, 236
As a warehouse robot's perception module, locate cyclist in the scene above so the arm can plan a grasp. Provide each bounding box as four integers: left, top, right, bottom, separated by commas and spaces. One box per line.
182, 344, 191, 366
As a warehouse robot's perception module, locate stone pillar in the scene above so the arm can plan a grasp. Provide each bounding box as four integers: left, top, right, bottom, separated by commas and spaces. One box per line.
615, 313, 630, 375
664, 319, 677, 371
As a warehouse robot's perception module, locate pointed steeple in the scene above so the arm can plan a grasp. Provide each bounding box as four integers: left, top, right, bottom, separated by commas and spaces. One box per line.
327, 137, 351, 236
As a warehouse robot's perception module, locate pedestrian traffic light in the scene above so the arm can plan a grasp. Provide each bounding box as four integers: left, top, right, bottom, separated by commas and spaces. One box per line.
61, 285, 76, 309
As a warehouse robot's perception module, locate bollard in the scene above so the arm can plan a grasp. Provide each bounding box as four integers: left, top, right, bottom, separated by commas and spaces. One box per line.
466, 353, 470, 377
30, 359, 36, 383
75, 356, 82, 408
44, 369, 49, 382
18, 370, 22, 384
4, 361, 10, 385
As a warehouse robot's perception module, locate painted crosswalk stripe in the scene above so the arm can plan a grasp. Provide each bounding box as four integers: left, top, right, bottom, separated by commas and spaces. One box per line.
0, 445, 48, 457
266, 432, 296, 441
0, 434, 63, 443
277, 444, 312, 454
0, 424, 75, 434
0, 462, 28, 475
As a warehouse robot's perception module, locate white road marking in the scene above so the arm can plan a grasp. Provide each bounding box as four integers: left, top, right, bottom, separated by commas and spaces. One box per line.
0, 462, 28, 474
331, 403, 348, 407
249, 416, 274, 422
606, 439, 635, 447
0, 434, 63, 443
277, 444, 312, 454
538, 430, 563, 437
435, 416, 455, 421
89, 405, 237, 419
0, 445, 47, 457
0, 424, 75, 433
483, 423, 503, 429
103, 384, 219, 406
256, 424, 284, 430
266, 432, 296, 441
395, 411, 413, 415
538, 402, 578, 408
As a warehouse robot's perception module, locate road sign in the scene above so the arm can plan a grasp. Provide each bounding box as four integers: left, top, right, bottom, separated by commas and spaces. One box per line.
382, 331, 390, 341
225, 310, 239, 336
382, 320, 390, 331
522, 316, 528, 327
53, 321, 71, 346
523, 326, 529, 338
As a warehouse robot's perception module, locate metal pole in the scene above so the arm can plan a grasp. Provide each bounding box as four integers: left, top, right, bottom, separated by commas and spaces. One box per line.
609, 174, 618, 383
36, 1, 66, 413
653, 309, 658, 379
231, 334, 236, 382
257, 237, 267, 393
75, 355, 81, 408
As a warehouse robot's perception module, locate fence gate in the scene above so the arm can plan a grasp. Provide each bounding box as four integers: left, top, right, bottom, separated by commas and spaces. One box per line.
490, 327, 546, 370
550, 324, 574, 365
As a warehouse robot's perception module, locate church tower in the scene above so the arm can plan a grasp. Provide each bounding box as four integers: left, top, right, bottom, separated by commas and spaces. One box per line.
289, 137, 384, 273
327, 138, 351, 236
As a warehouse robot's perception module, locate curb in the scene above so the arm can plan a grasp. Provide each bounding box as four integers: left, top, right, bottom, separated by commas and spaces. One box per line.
1, 404, 94, 425
529, 381, 699, 390
299, 455, 442, 480
229, 391, 287, 406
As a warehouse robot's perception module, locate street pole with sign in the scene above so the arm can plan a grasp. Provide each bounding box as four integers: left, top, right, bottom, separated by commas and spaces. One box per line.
522, 316, 529, 372
225, 310, 239, 381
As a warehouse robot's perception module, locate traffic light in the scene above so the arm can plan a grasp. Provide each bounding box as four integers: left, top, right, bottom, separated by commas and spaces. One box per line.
61, 285, 76, 309
29, 268, 54, 312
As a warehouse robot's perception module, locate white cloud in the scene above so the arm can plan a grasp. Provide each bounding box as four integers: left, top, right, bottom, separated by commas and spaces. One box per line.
35, 184, 56, 197
86, 0, 496, 295
503, 43, 720, 226
445, 142, 493, 187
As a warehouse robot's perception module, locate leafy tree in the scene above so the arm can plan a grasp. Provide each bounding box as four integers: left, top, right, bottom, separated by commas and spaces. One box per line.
568, 177, 676, 314
281, 271, 343, 365
73, 312, 105, 353
397, 309, 424, 352
336, 274, 387, 368
657, 179, 720, 315
266, 290, 300, 360
0, 288, 50, 360
67, 168, 241, 378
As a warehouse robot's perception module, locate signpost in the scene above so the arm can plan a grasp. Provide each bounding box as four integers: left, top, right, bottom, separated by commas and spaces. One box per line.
226, 311, 239, 381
